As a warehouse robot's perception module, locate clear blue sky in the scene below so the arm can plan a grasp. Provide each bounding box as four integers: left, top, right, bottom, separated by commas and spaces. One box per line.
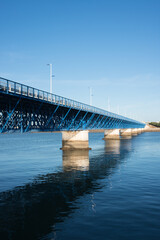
0, 0, 160, 122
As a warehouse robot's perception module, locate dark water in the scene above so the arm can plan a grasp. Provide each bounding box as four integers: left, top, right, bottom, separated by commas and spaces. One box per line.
0, 132, 160, 240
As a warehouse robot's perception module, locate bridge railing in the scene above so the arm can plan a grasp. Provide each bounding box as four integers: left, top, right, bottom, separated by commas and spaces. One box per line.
0, 77, 142, 125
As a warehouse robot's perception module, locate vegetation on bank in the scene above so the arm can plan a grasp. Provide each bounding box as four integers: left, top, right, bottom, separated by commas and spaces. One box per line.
149, 122, 160, 128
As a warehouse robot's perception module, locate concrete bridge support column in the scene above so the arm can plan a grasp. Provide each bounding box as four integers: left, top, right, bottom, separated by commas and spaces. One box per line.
103, 129, 121, 140
121, 128, 132, 138
137, 128, 144, 134
136, 128, 142, 134
61, 130, 91, 150
131, 128, 138, 136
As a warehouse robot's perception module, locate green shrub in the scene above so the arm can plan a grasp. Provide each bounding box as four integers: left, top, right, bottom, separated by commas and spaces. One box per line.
149, 122, 160, 128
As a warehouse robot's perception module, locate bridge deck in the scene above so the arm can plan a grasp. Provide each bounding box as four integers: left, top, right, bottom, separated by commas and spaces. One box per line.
0, 77, 145, 133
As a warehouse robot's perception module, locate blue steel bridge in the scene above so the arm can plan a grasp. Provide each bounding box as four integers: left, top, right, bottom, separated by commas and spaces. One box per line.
0, 77, 145, 133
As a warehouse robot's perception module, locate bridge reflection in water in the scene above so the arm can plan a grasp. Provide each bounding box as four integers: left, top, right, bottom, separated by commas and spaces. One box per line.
105, 140, 121, 154
63, 150, 89, 171
0, 139, 132, 240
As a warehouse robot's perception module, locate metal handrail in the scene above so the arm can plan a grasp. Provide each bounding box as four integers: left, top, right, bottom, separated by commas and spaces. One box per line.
0, 77, 144, 126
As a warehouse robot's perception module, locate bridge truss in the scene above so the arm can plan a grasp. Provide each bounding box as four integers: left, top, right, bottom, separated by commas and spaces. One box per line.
0, 77, 145, 133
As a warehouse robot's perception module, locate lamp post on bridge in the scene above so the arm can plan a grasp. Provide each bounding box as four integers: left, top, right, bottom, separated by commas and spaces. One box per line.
47, 63, 55, 94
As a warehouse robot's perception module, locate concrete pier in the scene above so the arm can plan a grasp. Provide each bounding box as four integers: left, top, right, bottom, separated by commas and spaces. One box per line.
121, 128, 132, 138
136, 128, 141, 134
137, 128, 144, 134
103, 129, 121, 140
61, 130, 91, 150
131, 128, 138, 136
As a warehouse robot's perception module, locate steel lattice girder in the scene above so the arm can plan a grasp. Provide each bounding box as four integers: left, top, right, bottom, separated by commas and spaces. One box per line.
0, 83, 145, 133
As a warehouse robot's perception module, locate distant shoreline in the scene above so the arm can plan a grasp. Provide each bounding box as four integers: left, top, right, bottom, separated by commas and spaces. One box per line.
144, 128, 160, 132
144, 124, 160, 132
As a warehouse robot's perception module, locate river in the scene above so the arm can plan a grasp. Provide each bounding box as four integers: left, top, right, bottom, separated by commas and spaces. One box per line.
0, 132, 160, 240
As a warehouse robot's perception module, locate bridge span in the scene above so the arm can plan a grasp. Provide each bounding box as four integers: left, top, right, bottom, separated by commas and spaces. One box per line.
0, 77, 145, 149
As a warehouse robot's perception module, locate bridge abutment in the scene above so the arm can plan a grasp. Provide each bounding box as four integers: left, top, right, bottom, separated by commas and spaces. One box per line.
103, 129, 121, 140
61, 130, 91, 150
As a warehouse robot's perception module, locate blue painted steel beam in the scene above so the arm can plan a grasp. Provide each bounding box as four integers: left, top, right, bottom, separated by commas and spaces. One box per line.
85, 113, 95, 129
67, 110, 81, 130
96, 115, 106, 129
100, 116, 109, 129
75, 111, 88, 130
58, 107, 72, 129
90, 115, 101, 129
0, 97, 21, 133
46, 105, 59, 127
24, 102, 43, 132
0, 77, 145, 132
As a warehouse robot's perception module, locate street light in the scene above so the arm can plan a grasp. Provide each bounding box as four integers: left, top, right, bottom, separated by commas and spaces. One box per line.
47, 63, 55, 94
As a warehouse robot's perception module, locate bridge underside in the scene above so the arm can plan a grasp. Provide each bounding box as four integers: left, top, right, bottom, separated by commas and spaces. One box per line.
0, 92, 143, 133
0, 77, 145, 133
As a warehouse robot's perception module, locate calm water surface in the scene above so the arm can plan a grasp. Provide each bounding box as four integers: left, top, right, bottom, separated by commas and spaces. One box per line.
0, 132, 160, 240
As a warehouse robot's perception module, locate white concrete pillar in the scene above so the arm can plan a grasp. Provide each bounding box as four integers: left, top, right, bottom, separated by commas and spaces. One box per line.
103, 129, 121, 140
137, 128, 144, 134
121, 128, 132, 138
61, 130, 91, 150
137, 128, 141, 134
131, 128, 138, 136
141, 128, 145, 133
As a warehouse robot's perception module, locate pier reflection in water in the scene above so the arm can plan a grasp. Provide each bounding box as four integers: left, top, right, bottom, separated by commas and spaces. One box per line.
104, 139, 132, 155
63, 150, 89, 171
105, 139, 120, 154
0, 138, 132, 240
121, 135, 132, 139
